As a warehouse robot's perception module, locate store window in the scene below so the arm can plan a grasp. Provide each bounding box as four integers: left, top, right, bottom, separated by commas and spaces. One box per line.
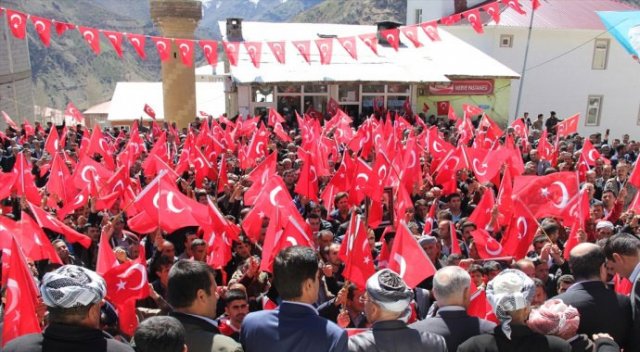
362, 84, 385, 93
339, 84, 360, 103
277, 85, 302, 94
252, 86, 274, 103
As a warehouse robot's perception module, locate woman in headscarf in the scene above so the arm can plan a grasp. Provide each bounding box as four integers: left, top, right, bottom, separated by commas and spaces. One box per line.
528, 299, 620, 352
457, 269, 571, 352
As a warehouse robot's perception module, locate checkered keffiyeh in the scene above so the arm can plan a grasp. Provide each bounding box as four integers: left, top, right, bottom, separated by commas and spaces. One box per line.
40, 265, 106, 308
485, 269, 535, 340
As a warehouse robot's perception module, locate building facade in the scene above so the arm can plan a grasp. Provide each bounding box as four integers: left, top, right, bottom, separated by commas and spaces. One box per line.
407, 0, 640, 138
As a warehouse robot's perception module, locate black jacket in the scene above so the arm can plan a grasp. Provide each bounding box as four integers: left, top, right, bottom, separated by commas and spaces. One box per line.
457, 324, 571, 352
410, 306, 495, 352
170, 311, 242, 352
348, 319, 446, 352
553, 280, 632, 348
3, 323, 134, 352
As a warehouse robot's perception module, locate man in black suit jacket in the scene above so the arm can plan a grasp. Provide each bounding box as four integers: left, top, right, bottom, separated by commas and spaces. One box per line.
604, 233, 640, 352
554, 243, 632, 349
410, 266, 495, 351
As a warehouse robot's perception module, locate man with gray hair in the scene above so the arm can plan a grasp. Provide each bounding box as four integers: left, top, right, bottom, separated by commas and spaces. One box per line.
348, 269, 446, 352
4, 265, 134, 352
410, 266, 495, 351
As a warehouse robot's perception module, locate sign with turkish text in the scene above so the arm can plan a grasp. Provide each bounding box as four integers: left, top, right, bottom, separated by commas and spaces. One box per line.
427, 80, 494, 95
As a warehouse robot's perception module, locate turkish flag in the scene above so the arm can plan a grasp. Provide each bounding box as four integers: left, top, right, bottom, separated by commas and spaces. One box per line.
295, 150, 319, 202
628, 160, 640, 189
420, 21, 441, 41
463, 103, 484, 117
350, 157, 373, 205
198, 40, 218, 65
497, 166, 514, 226
401, 25, 422, 48
30, 16, 52, 47
6, 9, 28, 40
437, 101, 450, 116
127, 33, 146, 59
422, 199, 439, 236
65, 102, 85, 123
389, 221, 437, 288
358, 33, 378, 55
175, 39, 195, 67
327, 97, 340, 117
28, 201, 92, 248
72, 154, 114, 190
57, 189, 89, 220
2, 238, 41, 347
561, 188, 590, 229
463, 8, 484, 33
12, 153, 41, 205
267, 41, 286, 64
471, 228, 505, 259
510, 118, 527, 139
315, 38, 333, 65
242, 124, 270, 169
501, 0, 527, 15
0, 213, 61, 264
450, 221, 462, 255
562, 221, 583, 261
102, 30, 123, 57
78, 26, 101, 54
152, 37, 172, 62
467, 283, 492, 320
260, 212, 313, 273
468, 189, 496, 230
422, 102, 430, 113
244, 152, 278, 205
222, 41, 240, 66
242, 176, 296, 242
440, 13, 462, 25
44, 125, 61, 155
2, 111, 18, 130
555, 113, 579, 137
483, 2, 501, 23
501, 199, 538, 259
381, 28, 400, 51
513, 172, 579, 218
292, 40, 312, 64
244, 41, 263, 68
103, 250, 149, 305
613, 274, 632, 296
337, 36, 358, 60
267, 107, 285, 127
581, 139, 608, 166
143, 104, 156, 119
339, 213, 375, 289
135, 171, 209, 233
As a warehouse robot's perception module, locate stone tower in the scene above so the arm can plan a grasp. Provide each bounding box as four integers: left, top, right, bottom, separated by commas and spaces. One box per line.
0, 0, 35, 129
150, 0, 201, 128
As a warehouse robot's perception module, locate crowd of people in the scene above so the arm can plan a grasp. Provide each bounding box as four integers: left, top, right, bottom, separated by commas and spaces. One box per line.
0, 107, 639, 352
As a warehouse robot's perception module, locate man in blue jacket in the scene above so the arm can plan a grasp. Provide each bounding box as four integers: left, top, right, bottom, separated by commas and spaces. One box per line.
240, 246, 348, 352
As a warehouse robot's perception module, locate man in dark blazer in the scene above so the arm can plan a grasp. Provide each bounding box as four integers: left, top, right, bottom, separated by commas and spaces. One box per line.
167, 260, 242, 352
410, 266, 495, 351
554, 243, 632, 349
240, 246, 348, 352
604, 233, 640, 352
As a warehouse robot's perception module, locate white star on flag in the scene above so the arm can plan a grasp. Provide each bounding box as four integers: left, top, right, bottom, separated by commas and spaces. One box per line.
116, 280, 126, 291
540, 188, 549, 197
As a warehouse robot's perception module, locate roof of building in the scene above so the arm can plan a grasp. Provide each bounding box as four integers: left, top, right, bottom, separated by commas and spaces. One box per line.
491, 0, 639, 30
195, 62, 226, 76
84, 101, 111, 115
107, 82, 226, 122
218, 20, 519, 84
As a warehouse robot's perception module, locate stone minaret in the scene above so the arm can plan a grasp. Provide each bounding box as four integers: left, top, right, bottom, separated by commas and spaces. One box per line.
0, 0, 35, 128
150, 0, 201, 128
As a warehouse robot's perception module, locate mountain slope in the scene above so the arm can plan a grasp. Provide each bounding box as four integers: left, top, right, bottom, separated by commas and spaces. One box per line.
292, 0, 406, 24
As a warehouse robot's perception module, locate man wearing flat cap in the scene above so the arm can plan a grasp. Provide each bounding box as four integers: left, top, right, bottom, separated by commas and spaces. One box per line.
4, 264, 134, 352
348, 269, 447, 352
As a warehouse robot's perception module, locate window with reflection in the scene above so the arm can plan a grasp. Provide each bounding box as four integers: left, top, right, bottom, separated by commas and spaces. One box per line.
252, 86, 274, 103
277, 85, 302, 94
304, 85, 328, 94
338, 84, 360, 102
362, 84, 385, 93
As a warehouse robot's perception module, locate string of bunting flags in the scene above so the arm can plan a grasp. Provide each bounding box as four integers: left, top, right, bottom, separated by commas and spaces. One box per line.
0, 0, 541, 68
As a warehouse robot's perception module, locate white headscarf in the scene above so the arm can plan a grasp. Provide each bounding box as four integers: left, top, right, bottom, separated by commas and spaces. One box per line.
485, 269, 535, 339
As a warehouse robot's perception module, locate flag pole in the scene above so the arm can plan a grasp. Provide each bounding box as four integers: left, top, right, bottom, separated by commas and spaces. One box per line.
514, 6, 536, 121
